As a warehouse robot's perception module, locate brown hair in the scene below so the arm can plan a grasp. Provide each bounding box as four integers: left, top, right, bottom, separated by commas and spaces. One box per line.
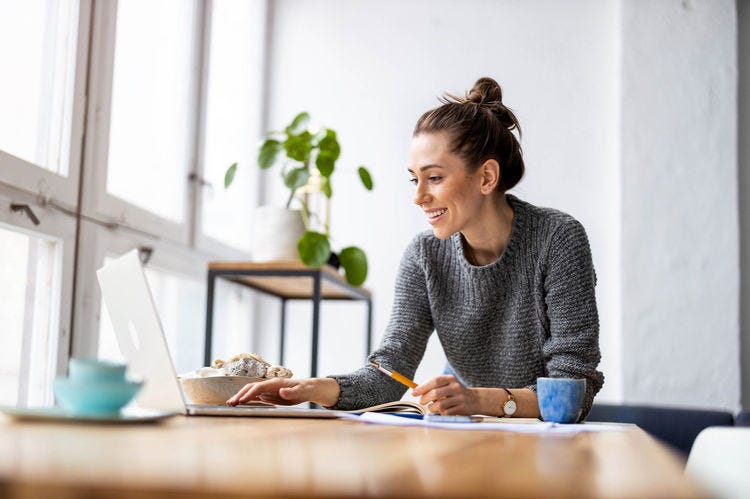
413, 77, 524, 191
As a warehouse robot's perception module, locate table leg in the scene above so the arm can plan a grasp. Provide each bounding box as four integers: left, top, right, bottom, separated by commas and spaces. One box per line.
204, 270, 216, 368
311, 273, 321, 378
279, 298, 287, 365
366, 297, 372, 360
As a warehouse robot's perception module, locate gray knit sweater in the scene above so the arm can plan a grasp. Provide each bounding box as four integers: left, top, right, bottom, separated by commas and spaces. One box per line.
329, 194, 604, 417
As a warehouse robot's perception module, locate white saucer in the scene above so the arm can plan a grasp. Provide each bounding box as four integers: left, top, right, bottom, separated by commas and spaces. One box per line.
0, 405, 179, 424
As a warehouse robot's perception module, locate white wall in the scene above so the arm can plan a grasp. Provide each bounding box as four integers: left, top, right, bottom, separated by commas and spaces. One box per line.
620, 0, 739, 410
260, 0, 740, 411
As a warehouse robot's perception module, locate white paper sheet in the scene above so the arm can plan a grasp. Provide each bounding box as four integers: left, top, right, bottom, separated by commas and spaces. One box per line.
346, 412, 627, 433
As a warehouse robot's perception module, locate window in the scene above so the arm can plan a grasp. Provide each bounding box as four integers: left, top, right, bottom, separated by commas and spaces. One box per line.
105, 0, 200, 223
199, 0, 267, 251
0, 0, 267, 408
0, 224, 62, 407
0, 0, 79, 176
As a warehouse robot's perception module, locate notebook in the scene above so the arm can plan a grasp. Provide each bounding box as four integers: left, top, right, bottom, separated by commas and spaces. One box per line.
96, 250, 344, 419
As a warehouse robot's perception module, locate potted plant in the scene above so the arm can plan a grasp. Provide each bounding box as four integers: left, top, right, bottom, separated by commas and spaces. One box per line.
224, 112, 374, 286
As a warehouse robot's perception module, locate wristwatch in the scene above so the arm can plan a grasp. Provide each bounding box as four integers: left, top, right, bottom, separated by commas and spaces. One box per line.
500, 388, 516, 417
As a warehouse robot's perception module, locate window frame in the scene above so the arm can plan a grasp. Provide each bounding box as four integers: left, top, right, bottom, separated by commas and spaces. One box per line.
81, 0, 205, 246
0, 0, 91, 209
0, 183, 77, 403
192, 0, 268, 257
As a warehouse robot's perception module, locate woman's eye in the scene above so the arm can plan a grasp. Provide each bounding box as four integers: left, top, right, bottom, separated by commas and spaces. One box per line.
409, 178, 418, 185
428, 176, 442, 182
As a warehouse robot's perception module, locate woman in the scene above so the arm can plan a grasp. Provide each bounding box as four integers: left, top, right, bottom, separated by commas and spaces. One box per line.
228, 77, 604, 419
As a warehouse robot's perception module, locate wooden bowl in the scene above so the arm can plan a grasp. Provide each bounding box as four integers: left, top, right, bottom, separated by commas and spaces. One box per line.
180, 376, 265, 405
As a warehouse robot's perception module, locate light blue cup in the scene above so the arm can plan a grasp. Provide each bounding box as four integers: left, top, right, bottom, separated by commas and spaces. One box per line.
54, 358, 142, 416
537, 377, 586, 424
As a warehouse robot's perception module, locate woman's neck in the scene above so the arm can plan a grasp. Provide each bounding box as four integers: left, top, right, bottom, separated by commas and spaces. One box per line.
461, 194, 514, 266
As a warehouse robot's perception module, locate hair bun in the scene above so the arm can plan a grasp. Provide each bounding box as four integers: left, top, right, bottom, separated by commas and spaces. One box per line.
464, 77, 521, 136
466, 77, 503, 105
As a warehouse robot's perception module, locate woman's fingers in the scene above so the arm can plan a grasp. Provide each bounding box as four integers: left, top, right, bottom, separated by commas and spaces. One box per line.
226, 378, 292, 406
226, 382, 258, 405
412, 374, 456, 397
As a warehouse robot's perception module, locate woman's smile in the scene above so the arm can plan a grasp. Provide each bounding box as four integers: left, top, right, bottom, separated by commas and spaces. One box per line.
425, 208, 447, 224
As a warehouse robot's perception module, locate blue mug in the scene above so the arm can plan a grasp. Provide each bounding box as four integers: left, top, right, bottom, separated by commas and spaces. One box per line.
537, 377, 586, 423
54, 358, 141, 416
69, 358, 127, 383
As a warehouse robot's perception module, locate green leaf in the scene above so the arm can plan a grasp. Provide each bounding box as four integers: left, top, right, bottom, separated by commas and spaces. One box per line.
315, 150, 336, 177
286, 112, 311, 135
321, 176, 332, 198
224, 163, 237, 189
258, 140, 282, 169
318, 129, 340, 161
284, 131, 314, 162
313, 129, 328, 143
297, 231, 331, 268
284, 167, 310, 190
339, 246, 368, 286
358, 166, 374, 191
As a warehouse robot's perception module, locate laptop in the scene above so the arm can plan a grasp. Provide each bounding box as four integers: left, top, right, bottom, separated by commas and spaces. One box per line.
96, 249, 344, 418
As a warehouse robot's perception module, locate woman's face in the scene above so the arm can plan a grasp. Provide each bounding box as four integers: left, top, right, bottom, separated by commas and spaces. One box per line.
408, 132, 483, 240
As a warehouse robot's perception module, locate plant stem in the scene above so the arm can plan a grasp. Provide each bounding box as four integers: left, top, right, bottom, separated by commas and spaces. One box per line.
284, 189, 295, 208
299, 199, 311, 230
324, 197, 330, 237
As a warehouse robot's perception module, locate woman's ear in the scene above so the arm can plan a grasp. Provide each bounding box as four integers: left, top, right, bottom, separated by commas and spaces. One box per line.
479, 159, 501, 195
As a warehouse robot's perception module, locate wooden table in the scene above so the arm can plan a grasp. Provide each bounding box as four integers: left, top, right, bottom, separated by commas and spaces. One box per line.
205, 261, 372, 376
0, 415, 705, 498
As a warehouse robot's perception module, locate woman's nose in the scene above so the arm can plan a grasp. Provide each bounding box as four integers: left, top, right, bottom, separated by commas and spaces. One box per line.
413, 184, 430, 206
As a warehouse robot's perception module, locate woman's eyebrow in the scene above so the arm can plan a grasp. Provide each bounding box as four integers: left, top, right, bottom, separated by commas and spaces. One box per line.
407, 164, 445, 174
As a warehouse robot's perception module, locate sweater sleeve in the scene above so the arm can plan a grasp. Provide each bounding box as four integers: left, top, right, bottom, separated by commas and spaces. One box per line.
539, 219, 604, 420
327, 235, 435, 410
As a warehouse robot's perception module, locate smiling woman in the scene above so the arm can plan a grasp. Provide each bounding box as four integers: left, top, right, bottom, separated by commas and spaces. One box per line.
227, 77, 604, 421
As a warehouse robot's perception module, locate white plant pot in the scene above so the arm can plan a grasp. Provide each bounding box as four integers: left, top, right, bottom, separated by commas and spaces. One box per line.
251, 206, 306, 262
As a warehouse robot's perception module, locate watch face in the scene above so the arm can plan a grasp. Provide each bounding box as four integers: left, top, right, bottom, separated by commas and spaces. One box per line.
504, 400, 517, 416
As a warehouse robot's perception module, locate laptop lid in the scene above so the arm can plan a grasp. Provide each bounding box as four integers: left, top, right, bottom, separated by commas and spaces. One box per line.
96, 250, 187, 413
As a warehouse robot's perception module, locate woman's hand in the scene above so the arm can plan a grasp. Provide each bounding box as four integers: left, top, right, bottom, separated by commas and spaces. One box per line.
414, 378, 541, 418
412, 375, 481, 415
226, 377, 340, 408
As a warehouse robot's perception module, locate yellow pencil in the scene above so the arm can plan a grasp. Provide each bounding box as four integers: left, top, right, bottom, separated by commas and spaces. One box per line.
370, 360, 418, 389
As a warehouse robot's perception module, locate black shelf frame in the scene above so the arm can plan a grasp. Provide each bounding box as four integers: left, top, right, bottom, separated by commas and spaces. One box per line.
204, 267, 373, 377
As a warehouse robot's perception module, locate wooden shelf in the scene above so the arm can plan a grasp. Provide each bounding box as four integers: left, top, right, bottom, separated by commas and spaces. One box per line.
208, 261, 371, 300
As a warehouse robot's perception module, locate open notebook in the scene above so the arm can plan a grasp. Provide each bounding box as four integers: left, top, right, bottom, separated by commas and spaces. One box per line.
348, 400, 428, 415
96, 250, 343, 419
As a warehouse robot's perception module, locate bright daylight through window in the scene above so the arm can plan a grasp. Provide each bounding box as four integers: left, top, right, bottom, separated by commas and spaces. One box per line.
0, 225, 61, 407
106, 0, 198, 223
0, 0, 79, 175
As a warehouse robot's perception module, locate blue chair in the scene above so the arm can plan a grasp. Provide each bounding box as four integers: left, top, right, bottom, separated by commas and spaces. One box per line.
735, 410, 750, 426
586, 403, 734, 456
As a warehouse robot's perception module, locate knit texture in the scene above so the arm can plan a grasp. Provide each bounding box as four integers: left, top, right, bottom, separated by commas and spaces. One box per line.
328, 194, 604, 418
